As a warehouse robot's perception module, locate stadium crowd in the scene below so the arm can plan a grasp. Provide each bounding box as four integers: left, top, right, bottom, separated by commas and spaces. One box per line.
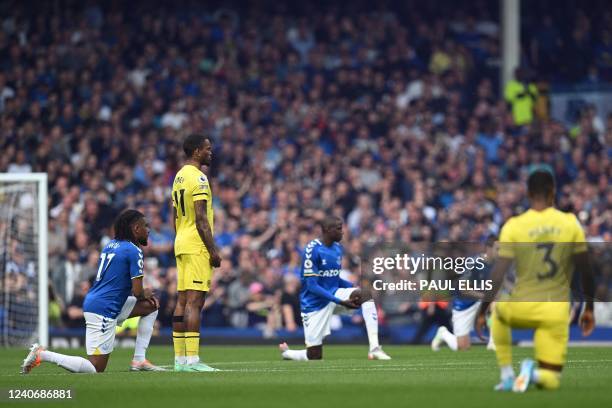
0, 0, 610, 337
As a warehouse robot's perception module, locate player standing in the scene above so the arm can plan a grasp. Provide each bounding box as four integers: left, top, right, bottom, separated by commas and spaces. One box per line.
279, 216, 391, 361
475, 170, 595, 392
171, 134, 221, 372
21, 210, 164, 373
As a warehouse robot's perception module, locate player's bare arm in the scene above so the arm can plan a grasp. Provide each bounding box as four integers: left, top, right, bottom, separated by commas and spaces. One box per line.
194, 199, 221, 267
171, 205, 177, 233
475, 256, 513, 340
131, 275, 159, 310
574, 251, 595, 336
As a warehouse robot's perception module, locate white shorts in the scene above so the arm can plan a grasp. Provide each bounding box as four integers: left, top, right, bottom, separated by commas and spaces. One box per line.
302, 288, 357, 347
452, 301, 480, 337
84, 296, 137, 355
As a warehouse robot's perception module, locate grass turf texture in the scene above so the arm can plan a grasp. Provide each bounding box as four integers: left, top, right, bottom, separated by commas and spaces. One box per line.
1, 345, 611, 408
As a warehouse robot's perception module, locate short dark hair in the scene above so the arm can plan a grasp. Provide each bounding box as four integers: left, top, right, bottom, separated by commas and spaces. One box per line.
183, 134, 210, 157
114, 209, 145, 242
527, 170, 555, 199
320, 215, 342, 230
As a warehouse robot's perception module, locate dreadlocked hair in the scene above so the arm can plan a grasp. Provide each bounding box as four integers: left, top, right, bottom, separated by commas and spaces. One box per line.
113, 209, 144, 243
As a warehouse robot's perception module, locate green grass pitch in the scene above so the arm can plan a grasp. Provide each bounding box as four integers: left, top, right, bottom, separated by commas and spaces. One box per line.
1, 345, 611, 407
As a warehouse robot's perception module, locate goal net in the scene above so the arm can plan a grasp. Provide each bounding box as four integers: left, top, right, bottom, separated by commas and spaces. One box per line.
0, 174, 48, 347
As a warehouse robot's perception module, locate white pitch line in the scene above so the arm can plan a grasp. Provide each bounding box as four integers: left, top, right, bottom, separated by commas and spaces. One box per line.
4, 358, 612, 378
0, 364, 487, 377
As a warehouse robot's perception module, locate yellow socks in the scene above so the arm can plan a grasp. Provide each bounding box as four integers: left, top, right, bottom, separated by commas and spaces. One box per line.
185, 332, 200, 362
491, 311, 512, 366
173, 331, 186, 364
535, 369, 561, 390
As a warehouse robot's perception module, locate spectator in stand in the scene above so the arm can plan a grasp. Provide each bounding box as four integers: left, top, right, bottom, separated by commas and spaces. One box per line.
280, 274, 302, 332
62, 280, 90, 329
504, 68, 538, 126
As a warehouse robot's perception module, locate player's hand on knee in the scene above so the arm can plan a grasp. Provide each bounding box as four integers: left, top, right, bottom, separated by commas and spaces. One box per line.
339, 299, 360, 309
149, 296, 160, 310
143, 287, 155, 299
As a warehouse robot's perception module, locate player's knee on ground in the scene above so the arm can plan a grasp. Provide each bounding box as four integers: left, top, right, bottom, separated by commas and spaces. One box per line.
307, 346, 322, 360
88, 355, 109, 373
457, 336, 471, 351
535, 368, 561, 390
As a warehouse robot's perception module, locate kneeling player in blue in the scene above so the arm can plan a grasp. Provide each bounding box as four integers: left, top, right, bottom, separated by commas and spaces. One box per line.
431, 245, 496, 352
431, 299, 495, 352
279, 216, 391, 361
21, 210, 164, 374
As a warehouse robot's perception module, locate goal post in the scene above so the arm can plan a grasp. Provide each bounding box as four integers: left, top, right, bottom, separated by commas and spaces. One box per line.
0, 173, 48, 347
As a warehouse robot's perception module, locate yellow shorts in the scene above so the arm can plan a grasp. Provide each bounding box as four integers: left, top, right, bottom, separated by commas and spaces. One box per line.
176, 250, 212, 292
495, 302, 570, 365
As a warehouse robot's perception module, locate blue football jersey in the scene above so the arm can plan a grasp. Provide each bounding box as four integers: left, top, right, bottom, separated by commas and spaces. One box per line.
300, 239, 344, 313
83, 240, 144, 319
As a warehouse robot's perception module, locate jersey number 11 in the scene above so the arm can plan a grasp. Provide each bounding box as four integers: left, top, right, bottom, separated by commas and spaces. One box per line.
174, 189, 186, 217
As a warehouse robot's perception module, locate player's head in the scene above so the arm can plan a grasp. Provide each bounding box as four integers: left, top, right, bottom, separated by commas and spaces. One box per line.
113, 209, 150, 246
183, 134, 213, 166
320, 215, 343, 243
527, 169, 555, 205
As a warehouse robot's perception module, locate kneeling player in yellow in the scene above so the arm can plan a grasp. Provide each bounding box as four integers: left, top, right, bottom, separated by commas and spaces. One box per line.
171, 134, 222, 372
476, 169, 595, 392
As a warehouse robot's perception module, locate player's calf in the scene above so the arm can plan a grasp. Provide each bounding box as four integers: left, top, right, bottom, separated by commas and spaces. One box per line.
21, 343, 98, 374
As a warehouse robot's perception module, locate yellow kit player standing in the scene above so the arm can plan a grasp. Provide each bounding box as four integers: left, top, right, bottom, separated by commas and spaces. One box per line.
476, 169, 595, 392
171, 134, 222, 372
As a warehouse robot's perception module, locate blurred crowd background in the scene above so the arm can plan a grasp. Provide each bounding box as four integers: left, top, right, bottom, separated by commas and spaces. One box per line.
0, 0, 610, 338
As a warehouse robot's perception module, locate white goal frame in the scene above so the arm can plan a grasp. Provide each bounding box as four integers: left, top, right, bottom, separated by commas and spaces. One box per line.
0, 173, 48, 347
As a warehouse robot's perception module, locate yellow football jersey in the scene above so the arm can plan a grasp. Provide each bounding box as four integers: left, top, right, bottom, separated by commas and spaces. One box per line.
172, 164, 214, 256
498, 207, 586, 301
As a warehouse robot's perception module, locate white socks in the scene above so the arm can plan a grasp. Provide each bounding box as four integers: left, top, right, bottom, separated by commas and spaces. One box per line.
361, 300, 380, 351
133, 310, 158, 362
282, 349, 308, 361
500, 365, 515, 381
441, 329, 458, 351
40, 351, 97, 373
175, 356, 187, 365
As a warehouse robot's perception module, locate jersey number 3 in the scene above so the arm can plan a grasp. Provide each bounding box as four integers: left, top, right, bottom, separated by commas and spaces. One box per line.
536, 243, 558, 281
